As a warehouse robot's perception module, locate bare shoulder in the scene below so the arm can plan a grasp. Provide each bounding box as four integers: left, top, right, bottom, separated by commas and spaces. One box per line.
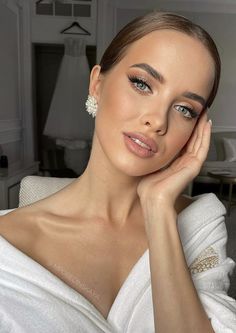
0, 202, 50, 252
175, 195, 194, 215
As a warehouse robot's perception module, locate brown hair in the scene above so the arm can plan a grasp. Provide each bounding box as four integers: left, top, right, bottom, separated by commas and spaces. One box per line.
99, 11, 221, 108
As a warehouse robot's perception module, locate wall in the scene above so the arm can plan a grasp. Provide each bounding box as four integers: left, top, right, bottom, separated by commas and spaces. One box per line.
0, 4, 19, 121
0, 1, 22, 168
30, 0, 97, 44
180, 12, 236, 131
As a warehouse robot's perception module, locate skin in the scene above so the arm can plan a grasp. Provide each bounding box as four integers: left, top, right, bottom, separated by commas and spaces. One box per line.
92, 30, 213, 173
84, 29, 215, 331
84, 29, 214, 224
0, 29, 215, 329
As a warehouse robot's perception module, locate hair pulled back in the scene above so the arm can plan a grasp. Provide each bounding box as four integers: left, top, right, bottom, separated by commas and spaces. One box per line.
99, 11, 221, 108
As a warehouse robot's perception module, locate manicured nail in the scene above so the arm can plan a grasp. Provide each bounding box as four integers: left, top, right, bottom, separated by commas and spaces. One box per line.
208, 119, 212, 126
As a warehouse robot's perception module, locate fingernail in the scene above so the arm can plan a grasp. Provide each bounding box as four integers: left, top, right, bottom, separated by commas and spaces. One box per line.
208, 119, 212, 126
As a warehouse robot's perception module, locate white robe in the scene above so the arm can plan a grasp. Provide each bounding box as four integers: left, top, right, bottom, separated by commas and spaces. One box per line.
0, 193, 235, 332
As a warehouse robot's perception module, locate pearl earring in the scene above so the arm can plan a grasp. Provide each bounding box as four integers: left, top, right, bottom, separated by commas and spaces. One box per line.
85, 95, 98, 118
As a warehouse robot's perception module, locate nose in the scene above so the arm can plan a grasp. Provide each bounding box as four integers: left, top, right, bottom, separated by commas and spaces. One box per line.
141, 110, 168, 135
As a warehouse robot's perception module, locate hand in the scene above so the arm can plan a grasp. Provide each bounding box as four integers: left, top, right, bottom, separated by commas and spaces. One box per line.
137, 111, 212, 207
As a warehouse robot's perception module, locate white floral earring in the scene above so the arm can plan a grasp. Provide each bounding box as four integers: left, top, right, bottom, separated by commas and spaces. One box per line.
85, 95, 98, 118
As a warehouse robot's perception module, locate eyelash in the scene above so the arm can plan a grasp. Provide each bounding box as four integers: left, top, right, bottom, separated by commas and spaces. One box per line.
128, 75, 199, 120
128, 75, 152, 94
174, 105, 199, 119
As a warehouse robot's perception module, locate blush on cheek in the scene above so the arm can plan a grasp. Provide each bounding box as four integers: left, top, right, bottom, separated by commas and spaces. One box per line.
164, 135, 191, 167
178, 123, 196, 151
175, 135, 190, 152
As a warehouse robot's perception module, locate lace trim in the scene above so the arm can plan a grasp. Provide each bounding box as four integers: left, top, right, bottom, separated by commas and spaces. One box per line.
190, 246, 219, 274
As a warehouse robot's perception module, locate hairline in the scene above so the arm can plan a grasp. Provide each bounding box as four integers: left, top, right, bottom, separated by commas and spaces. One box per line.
100, 27, 216, 77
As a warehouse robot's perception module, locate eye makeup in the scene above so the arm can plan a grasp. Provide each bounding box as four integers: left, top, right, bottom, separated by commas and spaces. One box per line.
127, 74, 152, 94
127, 69, 203, 120
174, 105, 199, 120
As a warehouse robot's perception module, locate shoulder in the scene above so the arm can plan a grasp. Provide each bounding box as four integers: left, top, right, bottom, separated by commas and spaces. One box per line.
0, 204, 50, 252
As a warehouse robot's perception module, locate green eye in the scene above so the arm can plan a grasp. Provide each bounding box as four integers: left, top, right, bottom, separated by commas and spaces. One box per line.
136, 80, 148, 91
128, 75, 152, 93
175, 105, 198, 119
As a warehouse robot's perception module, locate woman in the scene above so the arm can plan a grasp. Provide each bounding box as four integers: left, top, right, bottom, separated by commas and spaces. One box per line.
0, 11, 235, 333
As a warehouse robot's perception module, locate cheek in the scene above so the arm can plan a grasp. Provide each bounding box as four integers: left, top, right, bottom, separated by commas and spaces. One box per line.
165, 122, 195, 158
175, 131, 192, 149
98, 78, 139, 123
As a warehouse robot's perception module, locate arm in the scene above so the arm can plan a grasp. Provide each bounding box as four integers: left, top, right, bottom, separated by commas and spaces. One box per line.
143, 202, 215, 333
137, 112, 215, 332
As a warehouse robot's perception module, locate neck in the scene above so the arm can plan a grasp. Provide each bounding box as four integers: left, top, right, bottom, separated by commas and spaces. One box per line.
74, 136, 143, 228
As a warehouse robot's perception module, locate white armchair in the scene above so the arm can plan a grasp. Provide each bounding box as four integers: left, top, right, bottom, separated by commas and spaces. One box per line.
19, 176, 75, 207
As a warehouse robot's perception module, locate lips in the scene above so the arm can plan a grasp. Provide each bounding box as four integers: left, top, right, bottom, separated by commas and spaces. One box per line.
123, 132, 158, 153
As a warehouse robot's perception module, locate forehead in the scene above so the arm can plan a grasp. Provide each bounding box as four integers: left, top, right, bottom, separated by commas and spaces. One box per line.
118, 29, 215, 94
123, 29, 213, 68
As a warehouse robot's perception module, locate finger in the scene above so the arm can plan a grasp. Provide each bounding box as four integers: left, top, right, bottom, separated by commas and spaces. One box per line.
186, 110, 207, 153
195, 118, 212, 162
186, 125, 198, 153
192, 111, 208, 154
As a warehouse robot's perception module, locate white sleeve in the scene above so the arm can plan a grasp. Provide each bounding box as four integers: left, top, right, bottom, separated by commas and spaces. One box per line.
189, 213, 236, 333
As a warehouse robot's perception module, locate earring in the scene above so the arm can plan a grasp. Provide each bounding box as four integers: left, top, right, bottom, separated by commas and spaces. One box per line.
85, 95, 98, 118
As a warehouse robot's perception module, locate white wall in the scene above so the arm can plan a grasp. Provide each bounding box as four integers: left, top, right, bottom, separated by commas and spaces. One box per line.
0, 3, 19, 120
0, 2, 21, 166
30, 1, 97, 44
179, 11, 236, 131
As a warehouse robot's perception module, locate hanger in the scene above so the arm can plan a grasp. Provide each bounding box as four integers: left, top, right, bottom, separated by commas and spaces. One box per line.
60, 21, 91, 35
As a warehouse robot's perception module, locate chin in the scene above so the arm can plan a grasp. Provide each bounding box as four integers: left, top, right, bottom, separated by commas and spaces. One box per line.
115, 158, 167, 177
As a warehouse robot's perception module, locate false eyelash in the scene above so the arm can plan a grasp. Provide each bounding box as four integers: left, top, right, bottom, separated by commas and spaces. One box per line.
175, 104, 199, 120
183, 106, 199, 119
128, 75, 152, 93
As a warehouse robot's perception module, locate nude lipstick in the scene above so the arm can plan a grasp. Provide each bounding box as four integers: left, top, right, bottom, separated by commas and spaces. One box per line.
123, 132, 158, 158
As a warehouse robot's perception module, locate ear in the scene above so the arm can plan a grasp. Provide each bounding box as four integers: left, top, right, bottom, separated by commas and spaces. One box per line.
88, 65, 103, 102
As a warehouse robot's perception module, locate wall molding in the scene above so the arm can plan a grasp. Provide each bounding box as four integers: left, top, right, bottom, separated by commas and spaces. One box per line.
109, 0, 236, 13
0, 119, 21, 131
0, 119, 22, 144
156, 1, 236, 14
0, 128, 22, 144
212, 126, 236, 132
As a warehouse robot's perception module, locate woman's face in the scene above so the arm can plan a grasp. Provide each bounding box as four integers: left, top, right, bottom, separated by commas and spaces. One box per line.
90, 29, 215, 176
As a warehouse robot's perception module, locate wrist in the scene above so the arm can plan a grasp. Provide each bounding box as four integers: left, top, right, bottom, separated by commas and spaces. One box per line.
140, 196, 176, 218
141, 202, 177, 238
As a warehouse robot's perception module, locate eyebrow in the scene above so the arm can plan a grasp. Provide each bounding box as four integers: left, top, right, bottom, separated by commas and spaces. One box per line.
182, 92, 206, 108
130, 63, 165, 83
130, 62, 206, 108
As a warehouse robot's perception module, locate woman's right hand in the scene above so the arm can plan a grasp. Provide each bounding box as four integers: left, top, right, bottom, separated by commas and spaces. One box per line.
137, 111, 211, 208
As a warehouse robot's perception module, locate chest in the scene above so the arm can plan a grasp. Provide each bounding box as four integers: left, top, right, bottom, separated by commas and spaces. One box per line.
0, 216, 148, 320
39, 232, 147, 319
